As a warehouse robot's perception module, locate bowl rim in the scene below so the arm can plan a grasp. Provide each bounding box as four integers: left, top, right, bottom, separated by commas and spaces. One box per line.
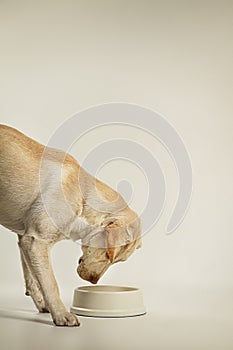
74, 285, 140, 294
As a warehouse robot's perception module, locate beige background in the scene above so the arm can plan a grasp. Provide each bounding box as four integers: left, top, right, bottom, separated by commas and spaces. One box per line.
0, 1, 233, 349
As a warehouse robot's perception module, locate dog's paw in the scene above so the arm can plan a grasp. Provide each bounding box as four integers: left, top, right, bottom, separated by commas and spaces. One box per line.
53, 312, 80, 327
25, 284, 50, 313
39, 306, 50, 313
26, 291, 49, 313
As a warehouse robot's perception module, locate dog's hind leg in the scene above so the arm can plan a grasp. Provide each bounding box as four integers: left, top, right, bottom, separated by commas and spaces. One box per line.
18, 236, 49, 313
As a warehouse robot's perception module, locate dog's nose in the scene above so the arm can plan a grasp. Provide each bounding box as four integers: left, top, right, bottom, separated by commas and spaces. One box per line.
89, 273, 99, 284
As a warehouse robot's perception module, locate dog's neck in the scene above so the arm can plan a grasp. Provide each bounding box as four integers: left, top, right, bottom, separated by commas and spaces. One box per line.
68, 213, 102, 238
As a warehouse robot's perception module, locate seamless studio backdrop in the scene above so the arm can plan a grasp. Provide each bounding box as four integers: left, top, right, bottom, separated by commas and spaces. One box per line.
0, 1, 233, 350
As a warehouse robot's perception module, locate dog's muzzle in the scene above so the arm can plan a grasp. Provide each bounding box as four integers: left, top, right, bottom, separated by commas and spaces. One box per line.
77, 264, 100, 284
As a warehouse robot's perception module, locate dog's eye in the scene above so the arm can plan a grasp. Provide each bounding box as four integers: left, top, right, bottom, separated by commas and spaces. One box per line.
105, 252, 110, 260
78, 257, 83, 264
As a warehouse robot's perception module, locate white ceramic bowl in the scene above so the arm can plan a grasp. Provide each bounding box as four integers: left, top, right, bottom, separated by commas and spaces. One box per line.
70, 285, 146, 318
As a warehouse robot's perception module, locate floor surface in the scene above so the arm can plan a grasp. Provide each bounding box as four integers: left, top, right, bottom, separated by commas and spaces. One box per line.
0, 287, 232, 350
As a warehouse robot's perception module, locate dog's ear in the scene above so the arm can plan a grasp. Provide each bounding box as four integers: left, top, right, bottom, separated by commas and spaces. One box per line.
105, 221, 127, 263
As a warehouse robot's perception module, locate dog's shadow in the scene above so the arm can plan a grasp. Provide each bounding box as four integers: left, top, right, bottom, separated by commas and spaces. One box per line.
0, 308, 53, 326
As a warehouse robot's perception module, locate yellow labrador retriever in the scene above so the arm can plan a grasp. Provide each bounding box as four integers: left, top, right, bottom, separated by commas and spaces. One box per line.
0, 124, 142, 326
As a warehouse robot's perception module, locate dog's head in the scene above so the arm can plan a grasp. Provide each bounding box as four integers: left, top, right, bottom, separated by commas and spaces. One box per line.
77, 214, 142, 284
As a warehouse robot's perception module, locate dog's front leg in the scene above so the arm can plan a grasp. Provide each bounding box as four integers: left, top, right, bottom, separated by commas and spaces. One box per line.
18, 235, 80, 327
18, 241, 49, 313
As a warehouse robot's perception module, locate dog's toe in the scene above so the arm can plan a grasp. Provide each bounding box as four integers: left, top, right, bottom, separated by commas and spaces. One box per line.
53, 312, 80, 327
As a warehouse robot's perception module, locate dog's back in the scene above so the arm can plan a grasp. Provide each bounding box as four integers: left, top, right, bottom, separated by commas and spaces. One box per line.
0, 125, 82, 234
0, 125, 44, 232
